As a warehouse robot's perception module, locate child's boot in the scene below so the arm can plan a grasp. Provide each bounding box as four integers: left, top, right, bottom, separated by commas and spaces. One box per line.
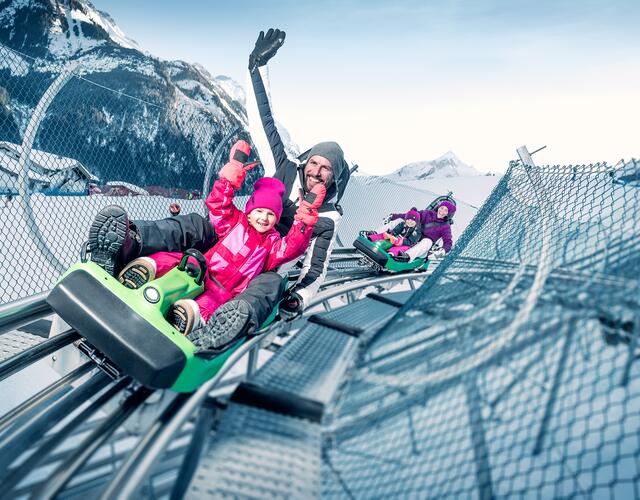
169, 299, 204, 335
187, 299, 257, 349
117, 257, 156, 289
88, 205, 140, 276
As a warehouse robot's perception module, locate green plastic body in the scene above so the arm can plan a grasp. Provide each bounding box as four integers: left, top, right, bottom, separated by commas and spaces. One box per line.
56, 261, 243, 393
356, 236, 429, 273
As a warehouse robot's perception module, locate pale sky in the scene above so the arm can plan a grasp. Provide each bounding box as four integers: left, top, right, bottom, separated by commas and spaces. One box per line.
94, 0, 639, 174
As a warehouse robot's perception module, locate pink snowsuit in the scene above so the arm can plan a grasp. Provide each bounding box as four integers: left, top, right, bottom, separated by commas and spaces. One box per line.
368, 233, 411, 256
146, 178, 314, 322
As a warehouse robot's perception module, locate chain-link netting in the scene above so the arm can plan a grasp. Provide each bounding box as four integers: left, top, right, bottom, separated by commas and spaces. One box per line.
0, 42, 481, 305
0, 45, 261, 304
323, 159, 640, 498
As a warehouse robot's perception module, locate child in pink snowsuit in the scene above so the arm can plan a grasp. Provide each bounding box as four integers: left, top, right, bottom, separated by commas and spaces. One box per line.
118, 140, 326, 334
368, 209, 422, 258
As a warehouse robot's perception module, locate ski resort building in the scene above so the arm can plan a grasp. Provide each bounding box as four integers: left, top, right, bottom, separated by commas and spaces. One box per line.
0, 141, 98, 195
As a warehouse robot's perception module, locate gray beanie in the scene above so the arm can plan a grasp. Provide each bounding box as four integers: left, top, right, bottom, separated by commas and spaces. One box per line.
306, 141, 346, 179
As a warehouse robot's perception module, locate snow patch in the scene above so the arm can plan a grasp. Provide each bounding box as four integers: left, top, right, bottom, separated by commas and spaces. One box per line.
0, 44, 30, 76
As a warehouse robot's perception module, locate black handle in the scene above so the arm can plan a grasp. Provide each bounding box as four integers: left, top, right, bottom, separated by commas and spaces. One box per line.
177, 249, 208, 286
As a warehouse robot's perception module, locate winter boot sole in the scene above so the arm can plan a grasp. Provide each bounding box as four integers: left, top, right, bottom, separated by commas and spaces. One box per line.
187, 300, 254, 349
168, 302, 194, 335
88, 205, 129, 276
117, 259, 156, 290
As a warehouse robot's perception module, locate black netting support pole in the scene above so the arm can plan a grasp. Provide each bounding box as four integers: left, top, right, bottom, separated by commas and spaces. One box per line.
464, 374, 495, 500
322, 448, 356, 500
406, 407, 420, 455
169, 397, 217, 500
620, 318, 639, 386
532, 324, 574, 455
16, 62, 80, 275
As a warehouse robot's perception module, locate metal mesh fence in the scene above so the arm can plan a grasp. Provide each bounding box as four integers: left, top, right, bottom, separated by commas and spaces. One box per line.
323, 159, 640, 498
0, 45, 258, 304
0, 43, 482, 305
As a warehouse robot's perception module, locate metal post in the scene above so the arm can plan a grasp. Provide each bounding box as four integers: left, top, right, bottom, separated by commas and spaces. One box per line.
17, 62, 79, 275
247, 345, 259, 378
464, 374, 495, 500
533, 324, 574, 455
169, 398, 217, 500
201, 125, 240, 198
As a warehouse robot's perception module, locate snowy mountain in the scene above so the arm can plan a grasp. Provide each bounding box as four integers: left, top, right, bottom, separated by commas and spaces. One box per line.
385, 151, 482, 181
0, 0, 294, 193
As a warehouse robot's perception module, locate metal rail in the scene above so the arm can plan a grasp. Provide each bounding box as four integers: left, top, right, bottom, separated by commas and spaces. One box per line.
0, 253, 423, 497
0, 361, 93, 435
0, 371, 111, 473
0, 328, 80, 382
34, 384, 154, 498
0, 377, 131, 492
0, 291, 52, 336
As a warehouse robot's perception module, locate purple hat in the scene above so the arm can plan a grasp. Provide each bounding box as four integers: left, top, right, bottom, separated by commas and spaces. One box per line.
245, 177, 285, 221
438, 201, 456, 216
405, 209, 421, 223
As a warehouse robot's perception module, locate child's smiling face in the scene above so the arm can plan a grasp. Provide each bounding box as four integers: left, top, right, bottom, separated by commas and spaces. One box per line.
247, 208, 277, 233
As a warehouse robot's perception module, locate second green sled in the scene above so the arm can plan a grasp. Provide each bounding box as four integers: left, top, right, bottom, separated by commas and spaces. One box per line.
353, 235, 429, 273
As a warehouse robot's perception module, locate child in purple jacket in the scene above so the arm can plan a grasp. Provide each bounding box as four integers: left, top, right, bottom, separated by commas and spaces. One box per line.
387, 201, 456, 261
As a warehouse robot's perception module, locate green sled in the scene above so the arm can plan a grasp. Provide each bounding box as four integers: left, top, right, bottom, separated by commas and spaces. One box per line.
353, 235, 429, 273
47, 249, 281, 393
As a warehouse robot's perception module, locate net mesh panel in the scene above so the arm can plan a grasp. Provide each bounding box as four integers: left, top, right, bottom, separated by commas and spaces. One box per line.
0, 46, 255, 304
324, 160, 640, 498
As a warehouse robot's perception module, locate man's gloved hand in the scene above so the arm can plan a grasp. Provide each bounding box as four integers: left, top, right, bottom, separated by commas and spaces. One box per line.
294, 183, 326, 226
219, 140, 260, 189
279, 290, 303, 321
249, 28, 286, 71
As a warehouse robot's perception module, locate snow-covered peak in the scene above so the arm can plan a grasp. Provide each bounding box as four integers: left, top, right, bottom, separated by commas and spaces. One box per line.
212, 75, 245, 105
0, 0, 141, 58
49, 0, 140, 57
385, 151, 481, 180
86, 7, 140, 51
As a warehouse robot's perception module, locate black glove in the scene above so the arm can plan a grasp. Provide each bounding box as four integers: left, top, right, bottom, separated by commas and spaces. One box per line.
279, 290, 303, 321
249, 28, 286, 71
383, 214, 393, 224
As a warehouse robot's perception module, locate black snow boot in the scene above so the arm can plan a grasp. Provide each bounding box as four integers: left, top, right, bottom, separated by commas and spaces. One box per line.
359, 230, 375, 239
88, 205, 140, 276
187, 299, 257, 350
393, 252, 410, 263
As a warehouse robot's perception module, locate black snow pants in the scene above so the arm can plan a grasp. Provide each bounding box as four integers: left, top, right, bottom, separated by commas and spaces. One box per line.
132, 213, 285, 325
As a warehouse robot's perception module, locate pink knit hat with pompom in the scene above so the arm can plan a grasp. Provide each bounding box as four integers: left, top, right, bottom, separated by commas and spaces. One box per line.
245, 177, 285, 221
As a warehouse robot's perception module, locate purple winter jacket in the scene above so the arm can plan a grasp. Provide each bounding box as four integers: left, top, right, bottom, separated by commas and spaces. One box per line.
390, 209, 453, 252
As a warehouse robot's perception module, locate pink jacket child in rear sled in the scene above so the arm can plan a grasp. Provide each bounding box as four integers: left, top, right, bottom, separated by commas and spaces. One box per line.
119, 140, 326, 335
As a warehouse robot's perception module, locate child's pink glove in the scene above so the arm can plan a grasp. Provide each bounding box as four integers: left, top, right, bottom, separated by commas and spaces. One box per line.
392, 236, 403, 246
218, 140, 260, 189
